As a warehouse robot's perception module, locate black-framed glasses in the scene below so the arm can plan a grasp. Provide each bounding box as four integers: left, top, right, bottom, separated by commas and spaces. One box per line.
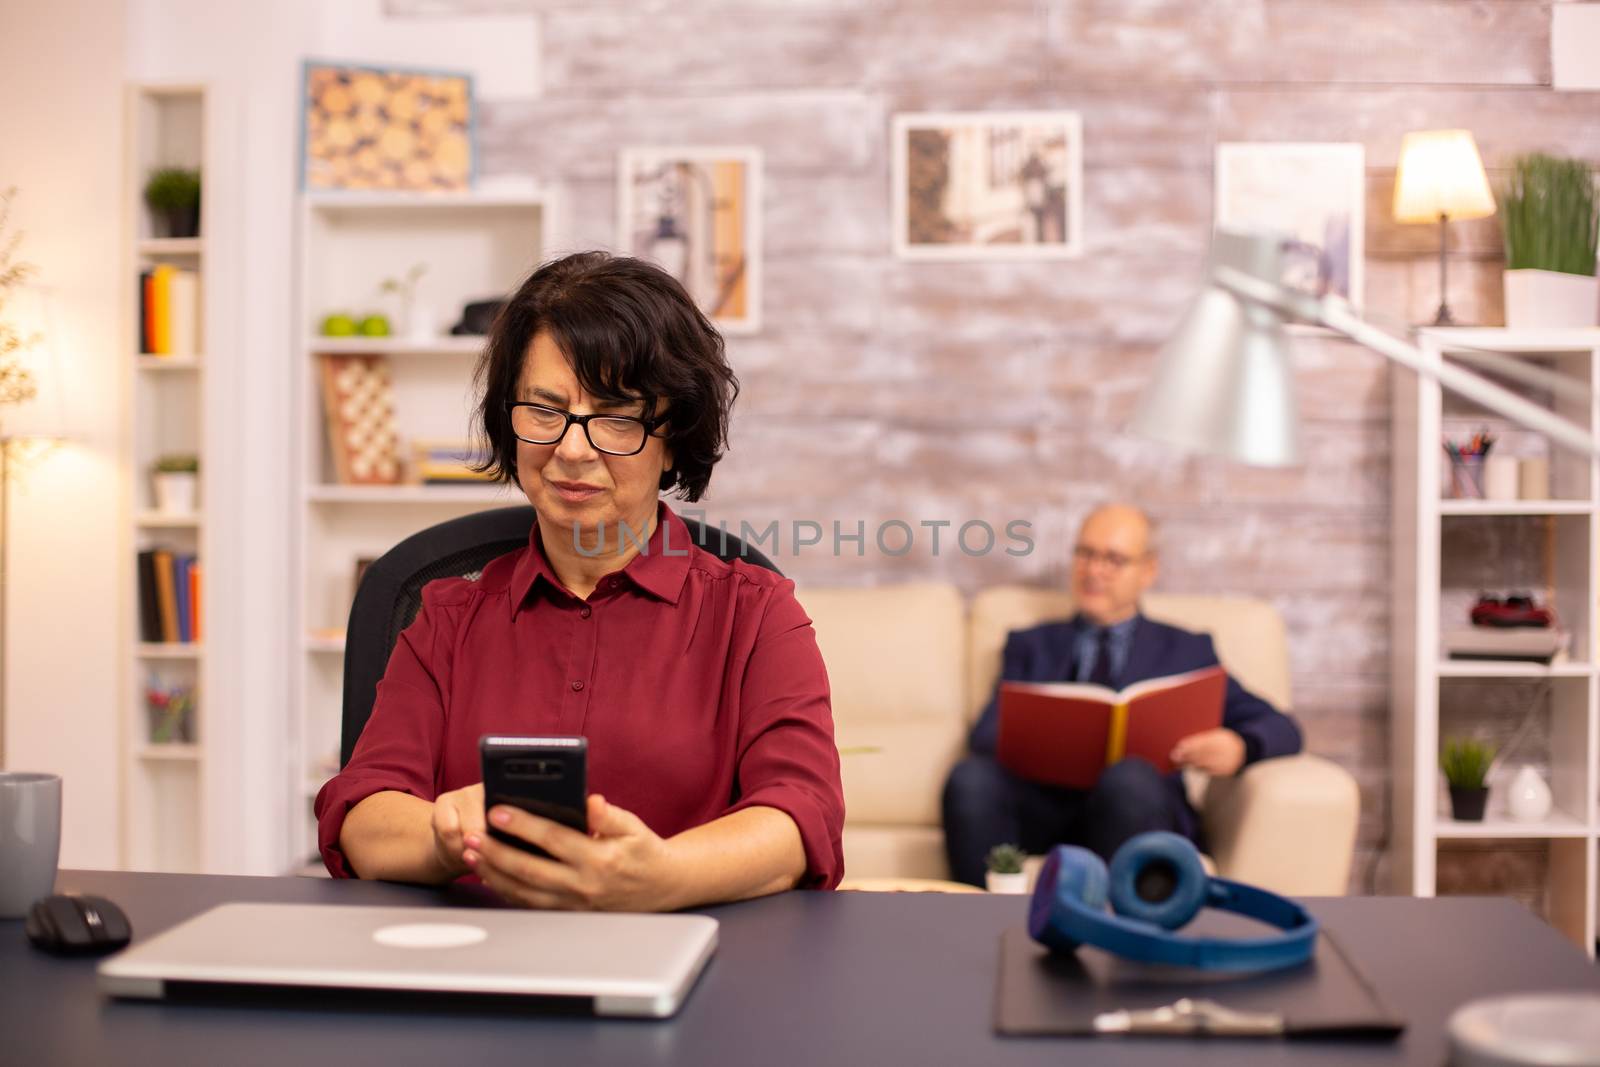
504, 401, 664, 457
1072, 545, 1145, 570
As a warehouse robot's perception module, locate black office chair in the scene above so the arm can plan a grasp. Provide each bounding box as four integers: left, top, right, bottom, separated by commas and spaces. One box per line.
339, 505, 781, 767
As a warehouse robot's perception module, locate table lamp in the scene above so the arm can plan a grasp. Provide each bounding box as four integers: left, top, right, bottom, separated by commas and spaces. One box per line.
1393, 129, 1497, 326
1131, 229, 1597, 467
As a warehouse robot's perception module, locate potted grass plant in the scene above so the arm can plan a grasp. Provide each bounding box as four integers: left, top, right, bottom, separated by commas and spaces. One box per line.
1498, 153, 1599, 327
1440, 737, 1496, 822
152, 453, 199, 515
985, 843, 1028, 894
144, 167, 202, 240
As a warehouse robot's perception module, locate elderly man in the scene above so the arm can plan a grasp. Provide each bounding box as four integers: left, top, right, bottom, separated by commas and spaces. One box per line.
941, 503, 1302, 887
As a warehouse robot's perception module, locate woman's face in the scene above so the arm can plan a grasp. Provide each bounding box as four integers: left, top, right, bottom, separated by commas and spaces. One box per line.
514, 330, 673, 543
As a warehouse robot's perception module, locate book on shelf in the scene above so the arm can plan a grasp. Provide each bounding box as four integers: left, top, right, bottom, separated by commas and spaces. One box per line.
411, 438, 495, 484
996, 666, 1226, 789
137, 549, 200, 644
137, 264, 200, 357
189, 561, 203, 642
136, 550, 161, 643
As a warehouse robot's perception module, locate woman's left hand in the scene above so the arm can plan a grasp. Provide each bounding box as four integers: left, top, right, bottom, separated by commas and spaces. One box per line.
463, 794, 685, 912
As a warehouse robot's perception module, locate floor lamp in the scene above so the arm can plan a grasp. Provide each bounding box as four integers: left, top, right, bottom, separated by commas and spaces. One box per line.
0, 286, 68, 770
1131, 229, 1598, 464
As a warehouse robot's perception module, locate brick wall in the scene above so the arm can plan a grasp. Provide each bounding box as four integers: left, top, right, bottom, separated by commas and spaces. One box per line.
396, 0, 1598, 888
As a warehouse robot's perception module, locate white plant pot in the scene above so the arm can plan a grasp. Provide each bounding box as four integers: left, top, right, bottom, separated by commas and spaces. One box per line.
986, 870, 1028, 895
153, 471, 198, 515
1503, 269, 1599, 329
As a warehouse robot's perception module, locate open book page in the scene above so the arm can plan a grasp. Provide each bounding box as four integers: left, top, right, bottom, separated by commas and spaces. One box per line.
1119, 666, 1226, 775
996, 666, 1226, 788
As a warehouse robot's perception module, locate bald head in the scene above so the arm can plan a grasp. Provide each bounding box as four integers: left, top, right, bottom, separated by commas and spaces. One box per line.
1079, 504, 1158, 557
1071, 503, 1160, 625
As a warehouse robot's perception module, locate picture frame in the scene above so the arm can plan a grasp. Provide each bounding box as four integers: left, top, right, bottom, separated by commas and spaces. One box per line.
300, 60, 476, 193
892, 110, 1084, 260
1214, 142, 1366, 308
617, 146, 763, 334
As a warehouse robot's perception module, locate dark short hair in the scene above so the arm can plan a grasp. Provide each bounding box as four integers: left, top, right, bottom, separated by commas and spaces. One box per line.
472, 251, 739, 502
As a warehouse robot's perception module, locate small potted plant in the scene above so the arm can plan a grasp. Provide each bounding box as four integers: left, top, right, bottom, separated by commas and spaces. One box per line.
144, 166, 202, 239
152, 454, 199, 515
985, 843, 1028, 894
1440, 737, 1496, 822
1498, 153, 1598, 327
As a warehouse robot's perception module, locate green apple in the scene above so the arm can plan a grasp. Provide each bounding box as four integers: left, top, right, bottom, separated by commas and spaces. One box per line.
321, 313, 357, 337
358, 314, 391, 337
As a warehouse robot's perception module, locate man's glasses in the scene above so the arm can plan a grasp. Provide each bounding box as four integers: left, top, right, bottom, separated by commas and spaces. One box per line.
1072, 545, 1145, 570
505, 402, 664, 457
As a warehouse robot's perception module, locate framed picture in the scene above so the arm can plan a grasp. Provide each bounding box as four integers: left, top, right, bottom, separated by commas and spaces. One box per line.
892, 110, 1084, 260
618, 147, 763, 334
319, 354, 401, 485
300, 60, 476, 192
1215, 142, 1366, 308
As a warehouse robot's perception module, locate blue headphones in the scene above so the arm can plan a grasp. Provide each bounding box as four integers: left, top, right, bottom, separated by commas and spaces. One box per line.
1027, 832, 1318, 973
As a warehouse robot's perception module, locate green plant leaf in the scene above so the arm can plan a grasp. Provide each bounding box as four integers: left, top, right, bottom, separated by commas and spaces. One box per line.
1497, 154, 1599, 276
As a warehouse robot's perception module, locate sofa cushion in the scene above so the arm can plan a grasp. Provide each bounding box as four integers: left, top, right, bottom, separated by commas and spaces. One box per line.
795, 583, 967, 826
965, 587, 1294, 718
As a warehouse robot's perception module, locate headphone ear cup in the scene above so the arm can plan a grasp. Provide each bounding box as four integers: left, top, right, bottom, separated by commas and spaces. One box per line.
1027, 845, 1109, 953
1106, 831, 1208, 931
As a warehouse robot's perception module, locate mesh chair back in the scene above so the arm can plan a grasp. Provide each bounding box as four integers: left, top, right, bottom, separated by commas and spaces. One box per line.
339, 506, 780, 767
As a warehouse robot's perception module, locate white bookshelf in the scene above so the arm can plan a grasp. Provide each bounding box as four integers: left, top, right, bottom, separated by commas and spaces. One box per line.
123, 82, 211, 874
1391, 327, 1600, 956
289, 190, 550, 866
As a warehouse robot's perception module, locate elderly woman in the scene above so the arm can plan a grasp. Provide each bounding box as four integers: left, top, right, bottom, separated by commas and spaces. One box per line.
315, 252, 845, 909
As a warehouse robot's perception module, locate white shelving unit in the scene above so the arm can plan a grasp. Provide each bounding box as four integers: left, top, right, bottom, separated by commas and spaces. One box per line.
289, 191, 550, 866
1391, 327, 1600, 955
123, 83, 212, 873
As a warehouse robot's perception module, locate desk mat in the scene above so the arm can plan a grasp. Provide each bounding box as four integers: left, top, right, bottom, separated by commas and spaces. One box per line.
994, 921, 1404, 1039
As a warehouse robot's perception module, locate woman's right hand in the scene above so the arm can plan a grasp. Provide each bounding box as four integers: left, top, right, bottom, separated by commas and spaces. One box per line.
430, 782, 486, 879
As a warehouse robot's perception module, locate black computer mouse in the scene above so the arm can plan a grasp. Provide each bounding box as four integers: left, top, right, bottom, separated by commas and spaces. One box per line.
24, 894, 133, 955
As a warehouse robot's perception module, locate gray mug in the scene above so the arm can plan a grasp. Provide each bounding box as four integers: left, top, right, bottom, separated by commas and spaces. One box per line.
0, 772, 61, 918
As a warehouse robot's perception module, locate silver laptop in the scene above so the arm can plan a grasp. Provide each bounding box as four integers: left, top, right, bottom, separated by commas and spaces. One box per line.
97, 903, 718, 1018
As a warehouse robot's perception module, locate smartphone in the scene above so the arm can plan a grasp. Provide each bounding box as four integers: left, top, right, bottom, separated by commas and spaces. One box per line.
479, 735, 588, 859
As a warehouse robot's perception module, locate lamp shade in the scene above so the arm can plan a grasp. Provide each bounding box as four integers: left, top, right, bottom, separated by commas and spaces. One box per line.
1130, 230, 1302, 467
1393, 130, 1496, 223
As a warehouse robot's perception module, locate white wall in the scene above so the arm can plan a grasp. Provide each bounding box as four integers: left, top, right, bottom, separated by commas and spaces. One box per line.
0, 0, 129, 868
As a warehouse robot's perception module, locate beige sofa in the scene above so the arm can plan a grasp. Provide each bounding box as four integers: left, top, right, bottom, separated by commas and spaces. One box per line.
798, 583, 1360, 896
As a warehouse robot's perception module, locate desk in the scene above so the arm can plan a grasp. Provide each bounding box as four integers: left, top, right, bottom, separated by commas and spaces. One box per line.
4, 870, 1597, 1066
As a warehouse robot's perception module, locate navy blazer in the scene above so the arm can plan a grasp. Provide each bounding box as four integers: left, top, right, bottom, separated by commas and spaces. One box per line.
968, 614, 1302, 772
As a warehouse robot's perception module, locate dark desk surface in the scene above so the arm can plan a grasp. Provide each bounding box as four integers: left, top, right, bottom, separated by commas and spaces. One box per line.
3, 870, 1596, 1066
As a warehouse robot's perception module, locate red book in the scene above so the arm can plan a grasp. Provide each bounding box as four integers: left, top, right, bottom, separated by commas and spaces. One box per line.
996, 666, 1227, 788
189, 561, 202, 642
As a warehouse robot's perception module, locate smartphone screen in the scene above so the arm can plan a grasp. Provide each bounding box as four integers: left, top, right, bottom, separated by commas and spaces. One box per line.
479, 735, 588, 859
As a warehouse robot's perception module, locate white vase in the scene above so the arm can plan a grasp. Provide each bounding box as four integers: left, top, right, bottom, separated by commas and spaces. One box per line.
407, 303, 438, 344
1503, 269, 1600, 329
152, 471, 198, 515
1505, 765, 1553, 822
986, 870, 1028, 895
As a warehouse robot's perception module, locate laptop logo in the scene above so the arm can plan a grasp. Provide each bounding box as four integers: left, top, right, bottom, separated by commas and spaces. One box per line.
372, 923, 489, 950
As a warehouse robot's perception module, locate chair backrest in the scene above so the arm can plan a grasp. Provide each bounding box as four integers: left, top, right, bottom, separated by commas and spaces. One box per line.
966, 587, 1293, 718
339, 505, 781, 767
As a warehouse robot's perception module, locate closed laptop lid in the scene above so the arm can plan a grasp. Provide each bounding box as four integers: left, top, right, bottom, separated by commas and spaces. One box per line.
97, 903, 718, 1018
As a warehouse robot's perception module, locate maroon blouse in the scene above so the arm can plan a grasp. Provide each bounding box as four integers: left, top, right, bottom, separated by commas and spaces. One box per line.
315, 504, 845, 890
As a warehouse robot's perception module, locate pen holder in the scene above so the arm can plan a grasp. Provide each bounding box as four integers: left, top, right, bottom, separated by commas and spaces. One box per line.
1448, 454, 1485, 499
